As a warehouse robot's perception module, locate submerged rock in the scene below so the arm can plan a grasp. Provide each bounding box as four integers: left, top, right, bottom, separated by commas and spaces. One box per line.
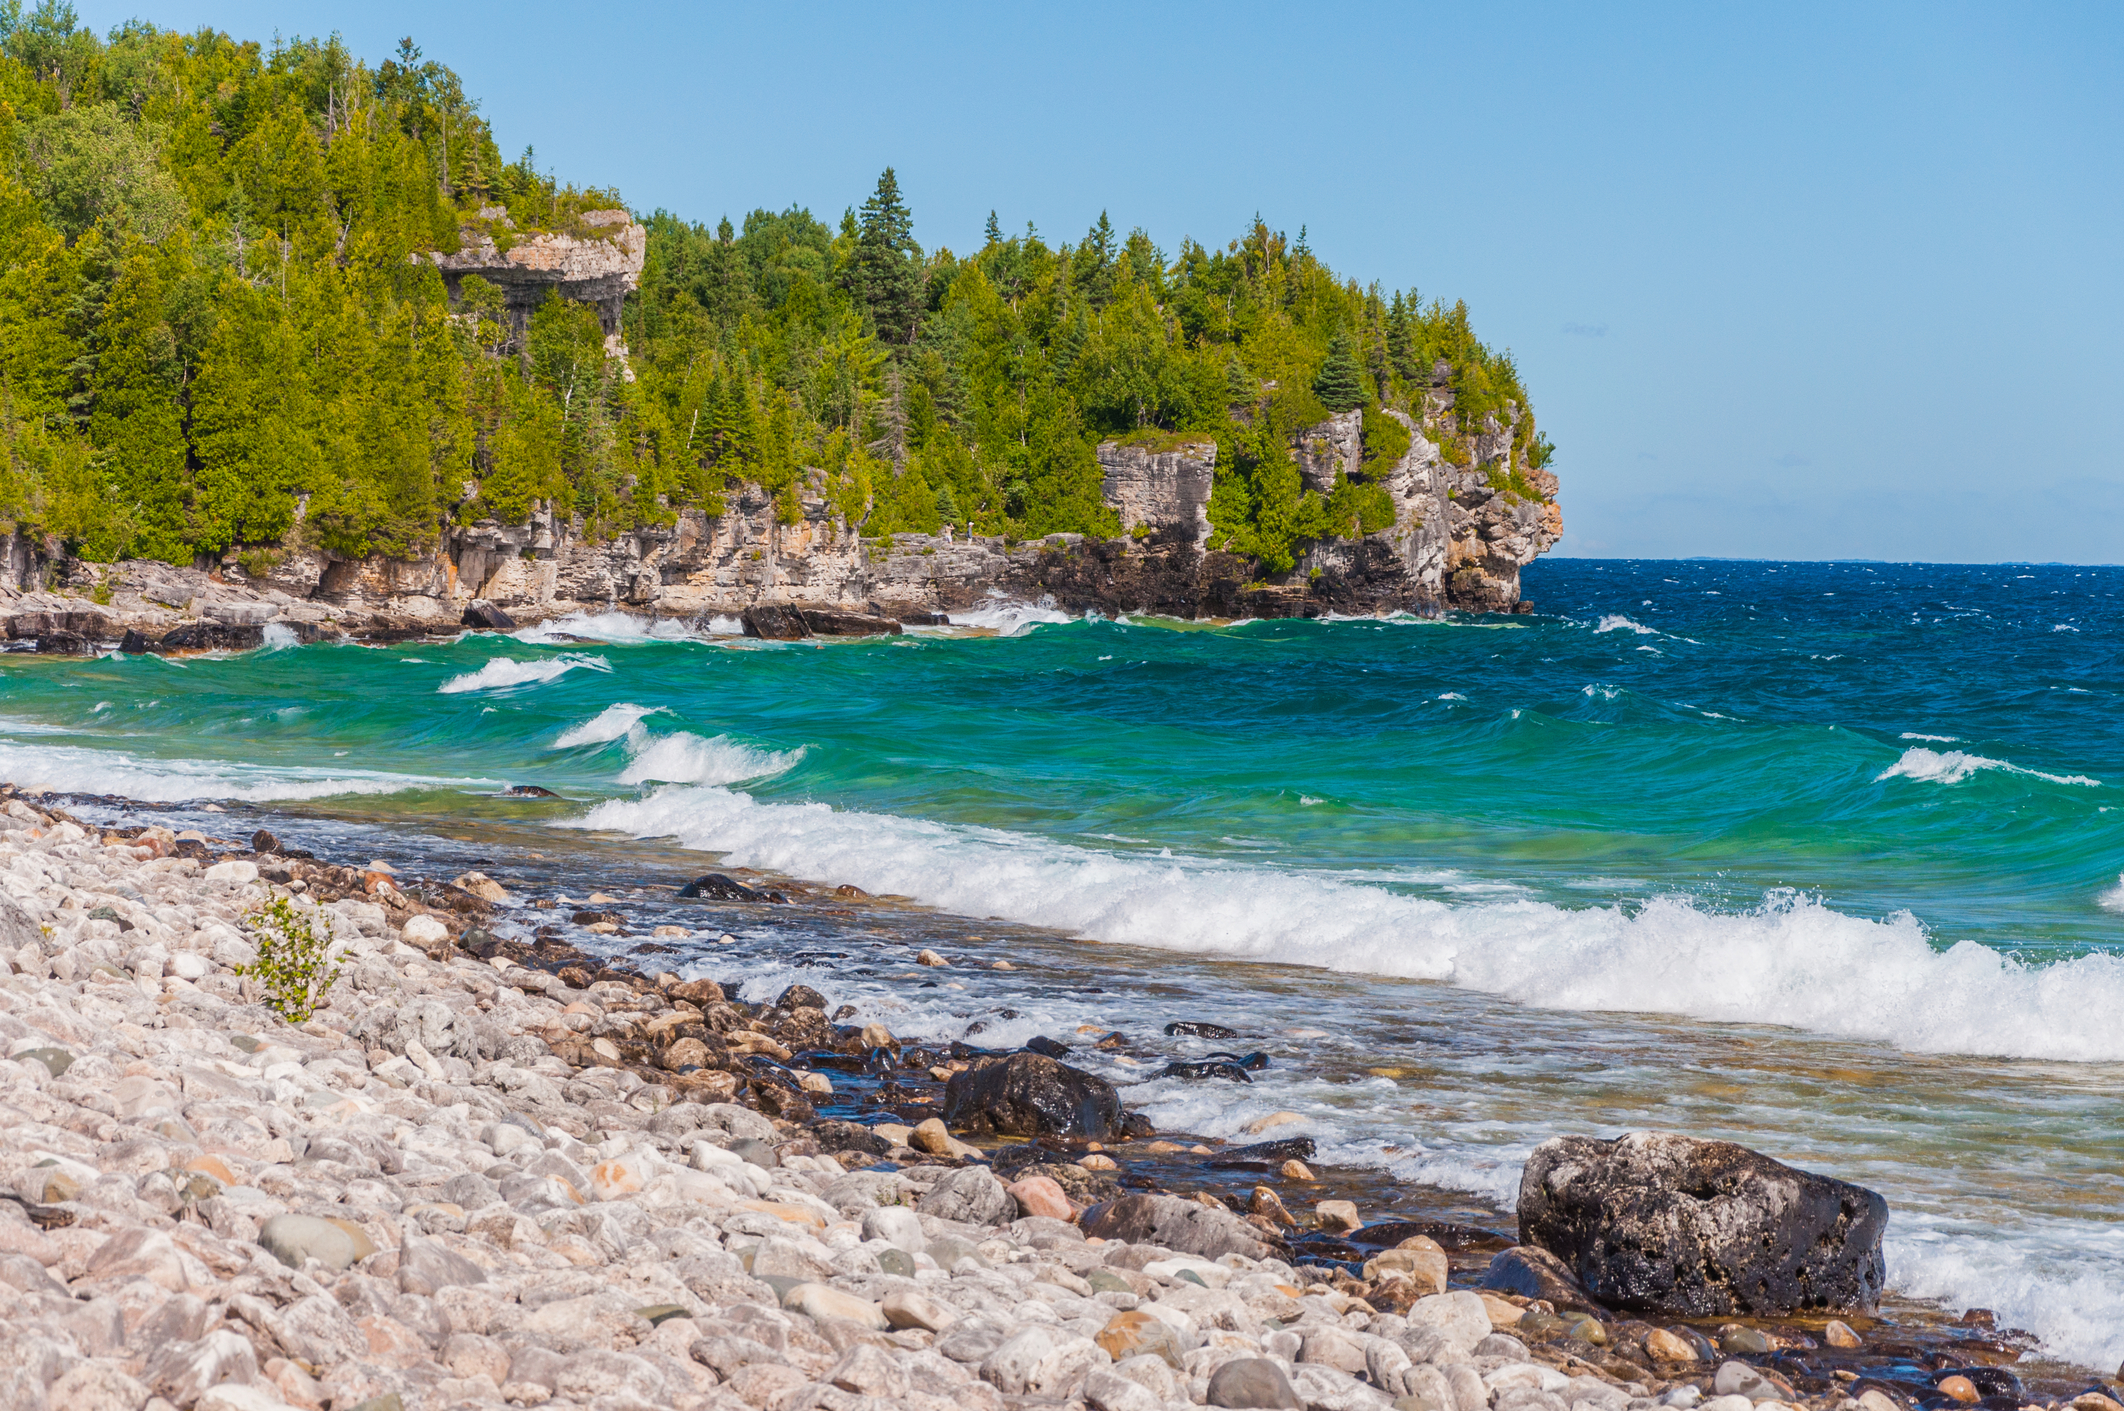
943, 1051, 1124, 1139
1518, 1131, 1889, 1315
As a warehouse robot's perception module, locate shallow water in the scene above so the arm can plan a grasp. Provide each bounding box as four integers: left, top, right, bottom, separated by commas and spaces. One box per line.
3, 559, 2120, 1372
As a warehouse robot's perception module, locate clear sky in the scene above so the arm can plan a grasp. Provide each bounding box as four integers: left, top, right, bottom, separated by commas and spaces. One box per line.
75, 0, 2124, 563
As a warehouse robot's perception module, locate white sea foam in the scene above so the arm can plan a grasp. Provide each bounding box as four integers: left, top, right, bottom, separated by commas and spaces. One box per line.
0, 739, 493, 802
511, 611, 695, 645
261, 623, 299, 651
437, 653, 611, 695
1899, 732, 1960, 743
1877, 746, 2098, 787
946, 601, 1076, 636
2098, 875, 2124, 914
1595, 614, 1656, 635
551, 703, 667, 749
1887, 1214, 2124, 1372
565, 784, 2124, 1062
613, 730, 802, 787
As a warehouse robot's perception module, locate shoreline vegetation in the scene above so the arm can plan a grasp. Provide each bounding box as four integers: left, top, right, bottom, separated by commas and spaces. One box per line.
0, 779, 2112, 1411
0, 8, 1558, 630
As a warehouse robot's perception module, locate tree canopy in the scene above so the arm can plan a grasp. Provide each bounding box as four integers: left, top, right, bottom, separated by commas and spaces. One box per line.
0, 8, 1547, 574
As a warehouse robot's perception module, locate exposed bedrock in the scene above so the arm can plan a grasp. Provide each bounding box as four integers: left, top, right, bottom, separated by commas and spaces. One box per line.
1516, 1131, 1890, 1316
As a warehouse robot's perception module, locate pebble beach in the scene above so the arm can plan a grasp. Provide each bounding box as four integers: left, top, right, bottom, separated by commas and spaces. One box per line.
0, 785, 2115, 1411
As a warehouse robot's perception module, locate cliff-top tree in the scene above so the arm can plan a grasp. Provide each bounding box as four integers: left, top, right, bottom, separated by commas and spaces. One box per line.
1312, 328, 1367, 412
850, 167, 922, 346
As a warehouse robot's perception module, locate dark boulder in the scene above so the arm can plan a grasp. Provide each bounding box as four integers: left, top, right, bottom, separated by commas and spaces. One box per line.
502, 784, 562, 798
1158, 1060, 1251, 1082
7, 610, 111, 643
1164, 1020, 1239, 1039
251, 829, 280, 854
1480, 1244, 1599, 1311
796, 608, 901, 637
943, 1052, 1123, 1140
741, 605, 812, 641
158, 621, 264, 651
1518, 1131, 1889, 1316
1022, 1035, 1071, 1058
775, 983, 826, 1011
1209, 1136, 1316, 1166
1080, 1193, 1277, 1262
896, 610, 950, 626
118, 629, 154, 654
678, 873, 782, 902
462, 601, 517, 631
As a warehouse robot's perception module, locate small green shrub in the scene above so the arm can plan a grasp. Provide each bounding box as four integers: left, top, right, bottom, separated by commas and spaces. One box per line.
239, 896, 343, 1023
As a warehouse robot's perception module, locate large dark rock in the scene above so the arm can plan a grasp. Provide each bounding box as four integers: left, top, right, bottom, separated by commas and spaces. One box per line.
462, 601, 517, 630
740, 605, 811, 640
1081, 1192, 1276, 1262
796, 607, 901, 637
158, 621, 264, 651
1518, 1131, 1888, 1316
943, 1052, 1123, 1140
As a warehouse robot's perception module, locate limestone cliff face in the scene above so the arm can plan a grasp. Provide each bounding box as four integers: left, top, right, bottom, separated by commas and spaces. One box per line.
0, 361, 1558, 646
428, 208, 647, 346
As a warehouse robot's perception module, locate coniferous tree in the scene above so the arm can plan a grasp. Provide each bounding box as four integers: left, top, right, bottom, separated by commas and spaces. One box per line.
1312, 327, 1366, 412
851, 167, 922, 346
983, 210, 1002, 246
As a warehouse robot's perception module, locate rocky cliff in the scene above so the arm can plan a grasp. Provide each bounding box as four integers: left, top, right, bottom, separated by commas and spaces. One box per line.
0, 360, 1558, 650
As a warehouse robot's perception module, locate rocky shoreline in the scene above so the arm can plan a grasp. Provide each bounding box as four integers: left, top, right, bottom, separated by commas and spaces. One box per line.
0, 785, 2112, 1411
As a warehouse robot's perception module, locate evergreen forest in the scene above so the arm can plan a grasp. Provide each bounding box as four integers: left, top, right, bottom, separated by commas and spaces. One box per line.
0, 6, 1552, 576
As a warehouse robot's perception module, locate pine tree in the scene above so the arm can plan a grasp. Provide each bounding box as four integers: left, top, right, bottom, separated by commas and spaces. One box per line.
1224, 352, 1254, 406
86, 247, 190, 562
852, 168, 922, 346
1312, 327, 1366, 413
983, 210, 1002, 247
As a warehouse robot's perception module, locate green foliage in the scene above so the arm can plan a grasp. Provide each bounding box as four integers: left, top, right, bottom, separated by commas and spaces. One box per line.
1311, 327, 1366, 412
239, 894, 342, 1023
0, 16, 1538, 570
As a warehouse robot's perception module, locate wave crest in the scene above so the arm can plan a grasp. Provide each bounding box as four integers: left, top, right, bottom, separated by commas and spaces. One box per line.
552, 703, 667, 749
564, 784, 2124, 1062
1877, 746, 2098, 787
437, 653, 611, 695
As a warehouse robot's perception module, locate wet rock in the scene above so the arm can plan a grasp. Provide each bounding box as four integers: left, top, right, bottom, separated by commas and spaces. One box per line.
776, 983, 826, 1010
1165, 1020, 1240, 1039
1316, 1199, 1363, 1231
1482, 1245, 1598, 1311
1158, 1059, 1252, 1082
741, 605, 812, 640
677, 872, 779, 901
943, 1052, 1125, 1139
502, 784, 561, 798
1518, 1131, 1890, 1315
1824, 1318, 1863, 1347
798, 608, 903, 637
1206, 1357, 1304, 1409
1644, 1328, 1699, 1362
462, 601, 517, 630
1080, 1192, 1276, 1261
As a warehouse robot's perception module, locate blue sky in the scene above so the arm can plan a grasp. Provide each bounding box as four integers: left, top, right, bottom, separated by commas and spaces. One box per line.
78, 1, 2124, 562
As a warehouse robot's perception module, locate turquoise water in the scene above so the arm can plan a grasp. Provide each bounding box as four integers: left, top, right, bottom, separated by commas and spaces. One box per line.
2, 559, 2121, 1366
